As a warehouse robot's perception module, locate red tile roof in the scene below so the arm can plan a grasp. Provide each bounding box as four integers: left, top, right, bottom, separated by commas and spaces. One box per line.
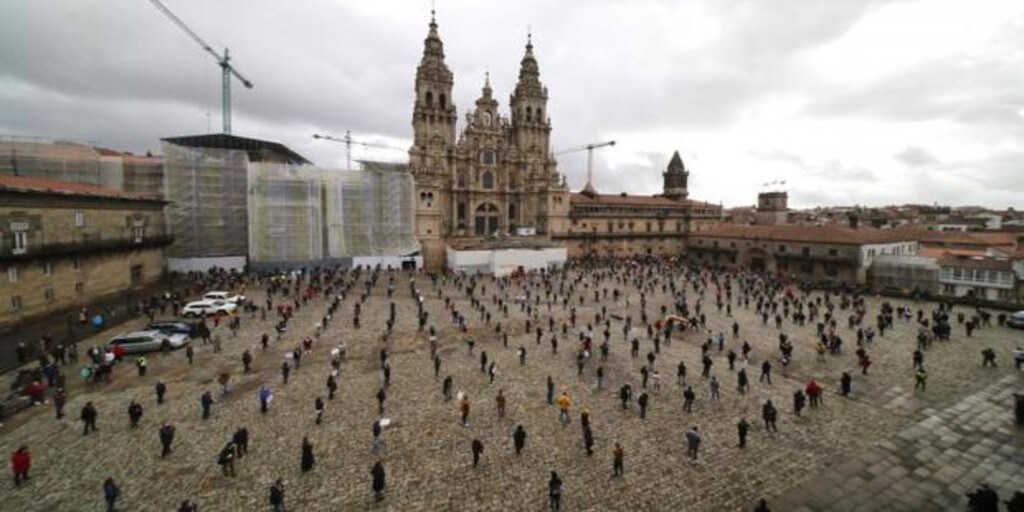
570, 192, 715, 208
692, 224, 916, 245
0, 175, 164, 202
937, 253, 1013, 271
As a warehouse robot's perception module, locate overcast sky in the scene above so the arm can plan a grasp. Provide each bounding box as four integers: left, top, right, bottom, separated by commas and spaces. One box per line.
2, 0, 1023, 208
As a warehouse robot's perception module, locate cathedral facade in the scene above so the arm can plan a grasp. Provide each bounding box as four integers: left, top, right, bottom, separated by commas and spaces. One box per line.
407, 16, 570, 269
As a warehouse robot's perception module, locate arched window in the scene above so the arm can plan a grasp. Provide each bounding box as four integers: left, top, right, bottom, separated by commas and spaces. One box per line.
474, 203, 500, 236
480, 150, 496, 165
509, 203, 517, 221
457, 202, 466, 221
526, 107, 532, 122
482, 171, 494, 189
425, 91, 433, 107
457, 172, 467, 188
439, 93, 446, 109
537, 108, 543, 120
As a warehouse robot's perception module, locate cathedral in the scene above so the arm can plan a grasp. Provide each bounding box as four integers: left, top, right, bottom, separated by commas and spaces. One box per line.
407, 14, 722, 269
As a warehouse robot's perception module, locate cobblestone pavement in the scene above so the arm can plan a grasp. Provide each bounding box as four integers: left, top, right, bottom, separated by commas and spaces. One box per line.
0, 268, 1021, 511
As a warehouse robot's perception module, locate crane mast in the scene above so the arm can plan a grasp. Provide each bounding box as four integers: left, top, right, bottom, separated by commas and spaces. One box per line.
555, 140, 616, 194
149, 0, 254, 135
313, 131, 405, 170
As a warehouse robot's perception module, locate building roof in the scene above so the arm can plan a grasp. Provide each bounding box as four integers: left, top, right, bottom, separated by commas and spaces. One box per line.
937, 253, 1013, 271
692, 224, 916, 245
162, 134, 311, 165
570, 192, 713, 208
0, 175, 165, 202
888, 226, 1019, 248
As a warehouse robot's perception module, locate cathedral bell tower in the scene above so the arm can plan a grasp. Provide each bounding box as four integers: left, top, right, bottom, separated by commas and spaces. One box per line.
662, 150, 689, 200
509, 34, 551, 156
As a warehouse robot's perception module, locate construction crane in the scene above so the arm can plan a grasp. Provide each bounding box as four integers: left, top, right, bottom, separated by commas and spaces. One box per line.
149, 0, 253, 135
555, 140, 616, 194
313, 131, 406, 170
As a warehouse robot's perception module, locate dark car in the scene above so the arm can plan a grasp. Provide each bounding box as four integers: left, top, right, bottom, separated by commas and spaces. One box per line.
146, 321, 198, 338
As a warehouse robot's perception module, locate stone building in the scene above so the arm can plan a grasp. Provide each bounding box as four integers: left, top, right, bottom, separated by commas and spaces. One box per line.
687, 224, 918, 284
0, 175, 170, 329
407, 15, 570, 269
553, 151, 722, 258
755, 191, 789, 225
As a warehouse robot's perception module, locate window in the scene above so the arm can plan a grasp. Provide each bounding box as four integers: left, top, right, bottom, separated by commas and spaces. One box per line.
425, 91, 433, 107
608, 221, 614, 233
74, 211, 85, 227
75, 282, 84, 294
6, 265, 17, 283
439, 93, 446, 109
474, 203, 500, 236
480, 150, 496, 166
12, 231, 27, 254
828, 248, 838, 256
457, 202, 467, 221
133, 226, 145, 243
508, 203, 517, 221
10, 296, 21, 311
457, 172, 467, 188
646, 222, 652, 232
482, 171, 494, 189
130, 265, 143, 285
778, 245, 786, 253
42, 261, 52, 276
44, 288, 54, 302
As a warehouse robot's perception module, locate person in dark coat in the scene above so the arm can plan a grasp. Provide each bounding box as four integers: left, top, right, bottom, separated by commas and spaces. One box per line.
548, 471, 563, 511
269, 478, 285, 512
471, 439, 484, 467
232, 427, 250, 458
155, 380, 167, 405
103, 477, 120, 512
81, 402, 98, 435
840, 372, 853, 397
371, 461, 386, 502
513, 425, 527, 455
127, 400, 143, 429
300, 437, 315, 472
159, 423, 175, 458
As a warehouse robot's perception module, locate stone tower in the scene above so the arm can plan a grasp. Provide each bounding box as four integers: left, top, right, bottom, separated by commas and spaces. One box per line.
662, 150, 689, 200
755, 191, 788, 225
408, 12, 457, 263
509, 34, 551, 156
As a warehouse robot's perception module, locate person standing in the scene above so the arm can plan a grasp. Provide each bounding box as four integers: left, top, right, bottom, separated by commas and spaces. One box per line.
760, 360, 772, 385
548, 471, 563, 511
762, 400, 778, 433
103, 477, 120, 512
242, 350, 253, 374
11, 446, 30, 486
269, 478, 286, 512
683, 386, 696, 413
281, 361, 290, 385
685, 427, 702, 461
314, 397, 325, 425
218, 442, 237, 477
546, 376, 555, 405
159, 423, 176, 458
300, 437, 315, 472
442, 376, 453, 401
495, 389, 506, 418
185, 344, 195, 365
914, 368, 927, 391
326, 374, 338, 400
135, 355, 147, 377
638, 392, 649, 419
81, 401, 98, 435
376, 387, 386, 414
471, 438, 484, 467
612, 442, 624, 477
53, 387, 67, 420
127, 400, 143, 429
155, 380, 167, 405
513, 425, 527, 455
840, 372, 852, 397
556, 391, 571, 425
233, 427, 250, 458
371, 461, 386, 502
793, 390, 806, 417
459, 394, 471, 426
737, 418, 750, 448
260, 386, 273, 414
619, 384, 632, 410
709, 376, 720, 400
201, 391, 214, 420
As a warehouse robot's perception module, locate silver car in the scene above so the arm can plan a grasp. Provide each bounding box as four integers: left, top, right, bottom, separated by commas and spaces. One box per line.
109, 330, 189, 354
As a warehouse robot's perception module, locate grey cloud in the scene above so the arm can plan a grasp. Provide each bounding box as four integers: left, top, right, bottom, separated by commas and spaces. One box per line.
894, 146, 938, 167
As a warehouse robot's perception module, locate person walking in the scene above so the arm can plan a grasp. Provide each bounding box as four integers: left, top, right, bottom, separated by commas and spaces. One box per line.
638, 392, 649, 419
327, 374, 338, 400
242, 350, 253, 374
914, 367, 927, 391
269, 478, 286, 512
442, 376, 454, 401
737, 418, 750, 448
185, 345, 194, 365
459, 394, 471, 426
218, 442, 237, 477
53, 387, 66, 420
793, 390, 807, 417
556, 391, 571, 425
159, 423, 176, 458
11, 446, 30, 486
300, 437, 315, 472
314, 397, 325, 425
376, 387, 386, 414
495, 389, 506, 418
81, 401, 98, 435
371, 461, 386, 502
233, 427, 250, 458
709, 376, 720, 400
471, 438, 484, 467
685, 427, 702, 461
737, 368, 749, 394
612, 442, 624, 477
512, 425, 527, 455
546, 376, 555, 405
760, 360, 772, 385
683, 386, 696, 413
548, 471, 563, 511
103, 477, 120, 512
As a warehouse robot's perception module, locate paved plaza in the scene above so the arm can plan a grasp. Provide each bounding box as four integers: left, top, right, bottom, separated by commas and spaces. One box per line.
0, 265, 1021, 511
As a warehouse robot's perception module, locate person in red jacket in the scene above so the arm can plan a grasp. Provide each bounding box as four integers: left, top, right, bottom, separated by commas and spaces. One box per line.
11, 446, 30, 486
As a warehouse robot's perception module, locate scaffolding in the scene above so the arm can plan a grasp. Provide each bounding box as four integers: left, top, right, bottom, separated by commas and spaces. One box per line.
248, 162, 418, 267
162, 142, 249, 259
0, 138, 165, 196
868, 255, 941, 294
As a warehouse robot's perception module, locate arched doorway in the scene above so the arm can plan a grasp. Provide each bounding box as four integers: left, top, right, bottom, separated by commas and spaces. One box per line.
474, 203, 500, 236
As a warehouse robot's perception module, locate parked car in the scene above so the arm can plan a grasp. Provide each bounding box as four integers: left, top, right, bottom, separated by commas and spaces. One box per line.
181, 300, 237, 318
109, 331, 189, 354
1008, 311, 1024, 329
145, 321, 198, 338
202, 291, 246, 304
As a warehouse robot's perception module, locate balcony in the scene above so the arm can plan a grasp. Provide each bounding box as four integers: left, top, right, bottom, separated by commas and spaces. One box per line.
0, 234, 174, 262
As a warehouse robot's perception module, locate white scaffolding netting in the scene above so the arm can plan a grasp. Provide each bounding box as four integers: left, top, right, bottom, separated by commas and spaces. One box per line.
248, 162, 418, 265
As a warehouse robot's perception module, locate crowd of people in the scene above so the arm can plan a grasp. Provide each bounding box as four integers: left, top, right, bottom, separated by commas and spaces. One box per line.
4, 258, 1022, 511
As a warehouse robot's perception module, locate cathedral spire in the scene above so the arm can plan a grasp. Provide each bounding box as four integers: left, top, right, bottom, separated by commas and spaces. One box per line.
482, 71, 492, 98
662, 150, 689, 200
421, 8, 444, 62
